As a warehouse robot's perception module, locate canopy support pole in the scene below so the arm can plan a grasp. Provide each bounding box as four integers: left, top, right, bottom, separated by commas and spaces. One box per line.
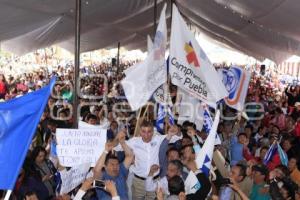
154, 0, 158, 36
73, 0, 81, 128
117, 42, 120, 69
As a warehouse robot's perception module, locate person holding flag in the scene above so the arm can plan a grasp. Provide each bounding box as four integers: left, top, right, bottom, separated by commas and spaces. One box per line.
263, 138, 289, 170
155, 103, 175, 134
181, 111, 221, 199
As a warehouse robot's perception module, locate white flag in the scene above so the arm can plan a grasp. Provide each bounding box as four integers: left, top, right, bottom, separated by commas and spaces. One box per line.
153, 83, 172, 105
122, 4, 167, 111
177, 89, 204, 131
184, 171, 201, 195
169, 5, 228, 108
202, 105, 222, 145
195, 110, 220, 176
218, 66, 251, 111
147, 35, 153, 53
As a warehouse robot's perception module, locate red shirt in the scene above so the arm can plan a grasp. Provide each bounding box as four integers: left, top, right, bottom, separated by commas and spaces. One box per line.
267, 153, 281, 171
294, 122, 300, 138
0, 81, 6, 95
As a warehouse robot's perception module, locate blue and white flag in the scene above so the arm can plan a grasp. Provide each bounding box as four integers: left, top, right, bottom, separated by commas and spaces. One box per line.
184, 171, 201, 195
156, 103, 175, 134
277, 143, 288, 166
196, 110, 220, 177
0, 77, 55, 190
203, 106, 222, 145
219, 66, 250, 111
263, 142, 277, 165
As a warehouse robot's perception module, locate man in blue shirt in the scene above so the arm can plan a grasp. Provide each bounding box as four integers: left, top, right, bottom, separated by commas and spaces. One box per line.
230, 132, 248, 166
93, 131, 133, 200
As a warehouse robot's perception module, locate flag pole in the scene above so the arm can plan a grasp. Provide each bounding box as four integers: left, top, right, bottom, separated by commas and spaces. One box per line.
4, 190, 12, 200
163, 0, 175, 134
134, 108, 142, 137
134, 0, 158, 135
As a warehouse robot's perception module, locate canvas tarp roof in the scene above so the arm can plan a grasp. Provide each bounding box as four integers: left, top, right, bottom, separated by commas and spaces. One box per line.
0, 0, 300, 64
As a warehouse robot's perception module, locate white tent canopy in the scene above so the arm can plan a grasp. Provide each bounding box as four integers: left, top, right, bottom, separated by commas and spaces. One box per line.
1, 0, 300, 64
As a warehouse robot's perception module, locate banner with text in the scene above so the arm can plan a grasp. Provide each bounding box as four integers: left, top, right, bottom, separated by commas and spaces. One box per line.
56, 128, 106, 167
169, 5, 228, 108
59, 163, 90, 194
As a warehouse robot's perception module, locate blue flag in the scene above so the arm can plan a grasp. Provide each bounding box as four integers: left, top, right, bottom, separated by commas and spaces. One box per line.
203, 106, 222, 145
263, 142, 277, 165
156, 103, 175, 134
277, 143, 288, 166
0, 77, 55, 190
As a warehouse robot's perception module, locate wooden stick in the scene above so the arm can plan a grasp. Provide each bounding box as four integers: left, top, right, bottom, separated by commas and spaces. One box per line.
133, 108, 142, 137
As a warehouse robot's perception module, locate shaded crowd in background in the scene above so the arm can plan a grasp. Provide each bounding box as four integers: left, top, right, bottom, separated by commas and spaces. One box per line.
0, 61, 300, 200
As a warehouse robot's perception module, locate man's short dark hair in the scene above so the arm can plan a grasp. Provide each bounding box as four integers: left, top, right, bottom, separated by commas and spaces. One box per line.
238, 132, 248, 138
104, 152, 119, 165
87, 114, 97, 121
235, 163, 247, 179
289, 156, 299, 163
23, 191, 37, 200
245, 124, 253, 132
167, 147, 180, 157
181, 144, 195, 154
168, 160, 183, 174
261, 146, 269, 152
258, 126, 265, 132
168, 175, 185, 195
188, 122, 197, 130
140, 120, 153, 128
275, 164, 290, 177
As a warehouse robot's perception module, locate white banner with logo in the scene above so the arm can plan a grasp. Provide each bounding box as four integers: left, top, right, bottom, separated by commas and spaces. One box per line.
169, 5, 228, 108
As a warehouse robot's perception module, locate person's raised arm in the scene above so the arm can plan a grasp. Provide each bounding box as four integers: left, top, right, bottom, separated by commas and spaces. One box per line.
116, 130, 134, 169
165, 125, 180, 141
187, 128, 201, 154
93, 141, 114, 179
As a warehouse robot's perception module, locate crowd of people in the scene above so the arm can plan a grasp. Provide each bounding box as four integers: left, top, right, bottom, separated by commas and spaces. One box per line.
0, 60, 300, 200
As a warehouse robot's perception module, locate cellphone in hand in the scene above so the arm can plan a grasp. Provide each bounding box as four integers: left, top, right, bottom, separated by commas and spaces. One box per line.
93, 180, 105, 189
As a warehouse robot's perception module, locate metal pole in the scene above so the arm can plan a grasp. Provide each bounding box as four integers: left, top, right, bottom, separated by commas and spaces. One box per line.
73, 0, 81, 129
117, 42, 120, 69
154, 0, 158, 36
297, 63, 300, 81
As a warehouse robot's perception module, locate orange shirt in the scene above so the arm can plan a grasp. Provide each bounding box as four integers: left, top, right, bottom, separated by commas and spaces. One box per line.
291, 167, 300, 187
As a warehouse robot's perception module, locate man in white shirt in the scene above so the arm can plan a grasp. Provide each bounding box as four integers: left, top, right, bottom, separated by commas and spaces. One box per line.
254, 126, 267, 142
127, 120, 176, 200
145, 160, 184, 195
